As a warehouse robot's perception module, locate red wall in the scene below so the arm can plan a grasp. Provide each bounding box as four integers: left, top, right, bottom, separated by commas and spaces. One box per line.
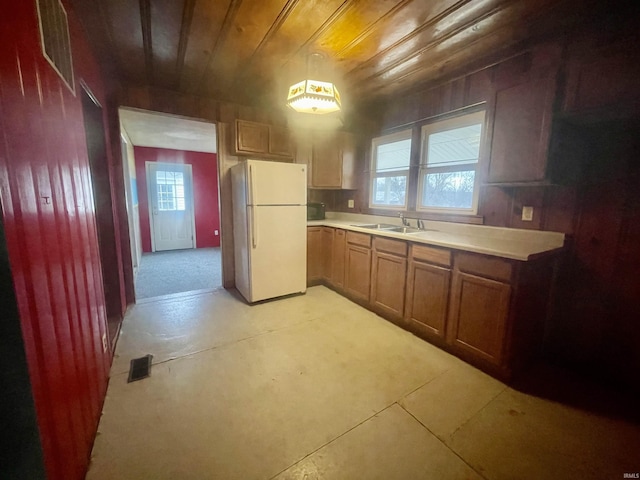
0, 1, 117, 479
134, 146, 220, 251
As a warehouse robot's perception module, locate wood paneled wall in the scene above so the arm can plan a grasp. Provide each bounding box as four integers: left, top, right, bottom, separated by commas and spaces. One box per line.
0, 1, 122, 478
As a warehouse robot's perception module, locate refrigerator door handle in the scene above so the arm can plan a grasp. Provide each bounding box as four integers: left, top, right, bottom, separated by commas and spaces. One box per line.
248, 164, 255, 206
251, 207, 258, 248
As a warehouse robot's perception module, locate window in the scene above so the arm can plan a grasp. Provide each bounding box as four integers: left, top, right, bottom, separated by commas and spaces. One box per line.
369, 130, 412, 209
418, 111, 484, 213
156, 171, 186, 211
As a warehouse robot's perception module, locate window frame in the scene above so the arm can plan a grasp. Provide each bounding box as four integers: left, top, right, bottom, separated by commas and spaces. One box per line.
417, 110, 485, 215
368, 129, 413, 210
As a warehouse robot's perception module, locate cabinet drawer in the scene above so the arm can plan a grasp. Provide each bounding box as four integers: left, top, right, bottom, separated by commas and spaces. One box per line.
346, 231, 371, 248
454, 252, 513, 283
410, 244, 451, 267
373, 237, 407, 257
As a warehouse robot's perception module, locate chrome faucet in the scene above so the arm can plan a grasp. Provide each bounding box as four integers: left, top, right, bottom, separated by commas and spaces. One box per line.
399, 213, 410, 226
417, 219, 425, 230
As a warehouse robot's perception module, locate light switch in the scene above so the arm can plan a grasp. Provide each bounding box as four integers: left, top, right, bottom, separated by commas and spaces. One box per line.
214, 230, 219, 235
522, 206, 534, 221
347, 199, 355, 208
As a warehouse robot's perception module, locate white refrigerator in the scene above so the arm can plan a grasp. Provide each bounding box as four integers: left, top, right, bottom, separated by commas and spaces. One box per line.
231, 159, 307, 303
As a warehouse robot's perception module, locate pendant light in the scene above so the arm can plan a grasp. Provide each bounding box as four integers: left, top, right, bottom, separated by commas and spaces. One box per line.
286, 52, 341, 114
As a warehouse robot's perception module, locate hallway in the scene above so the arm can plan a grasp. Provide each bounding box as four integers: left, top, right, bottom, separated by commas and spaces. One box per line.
134, 247, 222, 300
88, 286, 640, 479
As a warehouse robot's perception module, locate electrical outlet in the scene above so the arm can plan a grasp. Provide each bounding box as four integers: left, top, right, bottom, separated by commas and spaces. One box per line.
347, 199, 355, 208
522, 206, 534, 221
214, 230, 219, 235
102, 333, 108, 353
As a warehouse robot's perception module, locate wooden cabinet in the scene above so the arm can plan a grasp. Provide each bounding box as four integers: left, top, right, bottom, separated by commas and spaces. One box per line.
331, 229, 346, 288
306, 227, 323, 285
234, 120, 293, 159
371, 237, 407, 319
446, 252, 513, 367
404, 244, 451, 342
321, 227, 334, 282
309, 131, 356, 189
562, 48, 640, 115
344, 231, 371, 302
486, 70, 556, 184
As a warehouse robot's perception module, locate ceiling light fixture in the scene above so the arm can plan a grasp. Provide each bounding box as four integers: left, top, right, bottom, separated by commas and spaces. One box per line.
287, 53, 341, 115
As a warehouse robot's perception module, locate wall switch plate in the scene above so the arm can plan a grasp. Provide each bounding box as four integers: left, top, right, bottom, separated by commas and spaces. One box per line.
347, 199, 355, 208
102, 333, 108, 353
522, 206, 534, 221
214, 230, 219, 235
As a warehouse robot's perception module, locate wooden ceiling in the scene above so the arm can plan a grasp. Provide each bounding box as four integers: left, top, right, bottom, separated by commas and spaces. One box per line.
72, 0, 590, 113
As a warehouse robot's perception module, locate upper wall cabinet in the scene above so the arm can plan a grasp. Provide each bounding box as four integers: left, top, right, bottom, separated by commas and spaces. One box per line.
562, 47, 640, 116
295, 130, 357, 189
234, 120, 293, 159
485, 69, 557, 184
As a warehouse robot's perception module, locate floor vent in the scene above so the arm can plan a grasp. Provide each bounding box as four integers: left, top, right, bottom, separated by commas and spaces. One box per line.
36, 0, 75, 93
128, 355, 153, 383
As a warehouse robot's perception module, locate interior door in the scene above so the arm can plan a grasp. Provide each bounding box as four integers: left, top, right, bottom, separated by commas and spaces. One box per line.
147, 162, 195, 251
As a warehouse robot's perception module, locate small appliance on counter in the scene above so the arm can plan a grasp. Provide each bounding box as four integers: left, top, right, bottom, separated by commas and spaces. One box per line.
307, 202, 325, 220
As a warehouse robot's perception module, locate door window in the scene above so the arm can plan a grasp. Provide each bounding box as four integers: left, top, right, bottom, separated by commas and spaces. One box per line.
156, 171, 185, 211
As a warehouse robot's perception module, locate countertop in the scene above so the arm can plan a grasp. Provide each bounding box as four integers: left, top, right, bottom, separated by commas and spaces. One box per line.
307, 213, 565, 262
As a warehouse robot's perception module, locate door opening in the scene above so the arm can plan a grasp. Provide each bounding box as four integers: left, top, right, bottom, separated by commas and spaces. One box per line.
81, 84, 122, 345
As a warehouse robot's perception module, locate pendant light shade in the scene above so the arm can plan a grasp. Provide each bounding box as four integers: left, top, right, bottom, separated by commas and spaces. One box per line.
287, 53, 341, 114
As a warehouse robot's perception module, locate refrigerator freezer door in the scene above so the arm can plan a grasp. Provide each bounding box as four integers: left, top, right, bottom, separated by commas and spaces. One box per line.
248, 204, 306, 302
247, 160, 306, 205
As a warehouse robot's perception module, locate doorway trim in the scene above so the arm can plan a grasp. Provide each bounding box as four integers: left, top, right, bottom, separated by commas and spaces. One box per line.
145, 161, 197, 252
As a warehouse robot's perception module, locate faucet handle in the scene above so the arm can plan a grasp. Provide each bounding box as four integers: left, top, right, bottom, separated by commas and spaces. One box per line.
417, 219, 425, 230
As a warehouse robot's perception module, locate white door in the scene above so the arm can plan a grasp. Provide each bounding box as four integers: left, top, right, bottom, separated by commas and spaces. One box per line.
147, 162, 195, 251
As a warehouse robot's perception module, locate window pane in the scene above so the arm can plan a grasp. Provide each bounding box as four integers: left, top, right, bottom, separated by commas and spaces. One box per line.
372, 175, 406, 206
421, 170, 475, 209
175, 172, 184, 185
376, 138, 411, 172
176, 198, 186, 211
427, 124, 481, 166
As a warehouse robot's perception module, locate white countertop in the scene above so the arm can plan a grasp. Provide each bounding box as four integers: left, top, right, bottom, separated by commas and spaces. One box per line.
308, 213, 565, 261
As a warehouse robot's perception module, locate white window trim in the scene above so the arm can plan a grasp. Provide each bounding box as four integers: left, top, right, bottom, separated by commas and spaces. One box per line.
417, 110, 485, 215
369, 129, 412, 210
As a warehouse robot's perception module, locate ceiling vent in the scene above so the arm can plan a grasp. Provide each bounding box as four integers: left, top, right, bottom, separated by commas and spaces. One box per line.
36, 0, 75, 93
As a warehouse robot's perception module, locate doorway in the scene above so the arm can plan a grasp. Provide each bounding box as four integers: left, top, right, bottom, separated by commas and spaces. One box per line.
81, 84, 122, 344
118, 108, 221, 301
146, 162, 196, 252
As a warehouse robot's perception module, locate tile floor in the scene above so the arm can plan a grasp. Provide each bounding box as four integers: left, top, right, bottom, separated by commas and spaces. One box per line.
88, 286, 640, 480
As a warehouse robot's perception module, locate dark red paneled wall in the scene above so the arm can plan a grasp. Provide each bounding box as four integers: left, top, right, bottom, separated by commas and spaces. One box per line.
134, 146, 220, 251
0, 0, 118, 479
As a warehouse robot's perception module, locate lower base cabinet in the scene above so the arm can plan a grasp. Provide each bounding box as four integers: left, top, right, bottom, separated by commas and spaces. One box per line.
371, 237, 407, 319
404, 244, 451, 342
307, 227, 557, 380
345, 232, 371, 302
306, 227, 322, 284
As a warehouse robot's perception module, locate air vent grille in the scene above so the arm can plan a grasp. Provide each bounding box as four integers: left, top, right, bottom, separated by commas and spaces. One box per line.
36, 0, 75, 93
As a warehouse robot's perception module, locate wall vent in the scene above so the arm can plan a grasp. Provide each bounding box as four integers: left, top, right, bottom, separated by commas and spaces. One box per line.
36, 0, 75, 93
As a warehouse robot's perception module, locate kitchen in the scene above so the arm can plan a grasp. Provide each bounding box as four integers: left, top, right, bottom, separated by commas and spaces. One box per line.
1, 0, 639, 479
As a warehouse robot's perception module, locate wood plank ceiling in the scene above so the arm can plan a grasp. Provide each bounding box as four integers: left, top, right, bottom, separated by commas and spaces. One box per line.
71, 0, 589, 113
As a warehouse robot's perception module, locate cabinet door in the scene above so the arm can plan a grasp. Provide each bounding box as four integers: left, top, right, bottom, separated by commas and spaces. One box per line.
487, 72, 556, 183
236, 120, 269, 154
307, 227, 323, 284
269, 125, 293, 157
321, 227, 334, 281
311, 131, 342, 188
331, 229, 346, 288
447, 271, 511, 365
345, 244, 371, 302
371, 251, 407, 318
405, 260, 451, 339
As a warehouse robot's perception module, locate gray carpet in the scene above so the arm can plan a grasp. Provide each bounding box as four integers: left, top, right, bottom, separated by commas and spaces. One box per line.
135, 247, 222, 300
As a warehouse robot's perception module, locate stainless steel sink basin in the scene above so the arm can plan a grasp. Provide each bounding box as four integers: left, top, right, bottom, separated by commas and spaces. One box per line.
352, 223, 397, 229
386, 226, 423, 234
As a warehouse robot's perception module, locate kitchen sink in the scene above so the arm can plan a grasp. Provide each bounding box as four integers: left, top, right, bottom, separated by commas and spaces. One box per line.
352, 223, 397, 229
385, 226, 423, 234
